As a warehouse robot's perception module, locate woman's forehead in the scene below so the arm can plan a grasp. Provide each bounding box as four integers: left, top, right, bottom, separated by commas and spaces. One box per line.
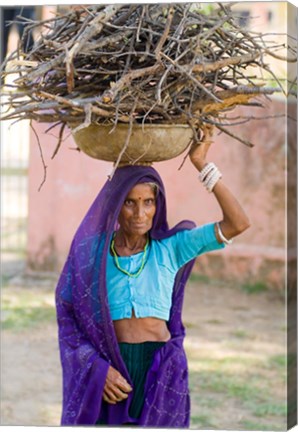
126, 183, 155, 197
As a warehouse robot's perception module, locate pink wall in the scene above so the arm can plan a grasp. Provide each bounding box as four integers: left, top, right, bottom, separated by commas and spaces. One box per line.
27, 98, 293, 290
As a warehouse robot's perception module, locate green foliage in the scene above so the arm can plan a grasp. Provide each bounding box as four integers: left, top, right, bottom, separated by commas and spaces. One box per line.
194, 3, 214, 15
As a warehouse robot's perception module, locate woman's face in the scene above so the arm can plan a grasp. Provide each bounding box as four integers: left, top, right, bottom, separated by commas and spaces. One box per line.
118, 183, 157, 236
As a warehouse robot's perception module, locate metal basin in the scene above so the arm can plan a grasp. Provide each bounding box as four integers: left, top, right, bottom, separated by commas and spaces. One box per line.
70, 123, 193, 163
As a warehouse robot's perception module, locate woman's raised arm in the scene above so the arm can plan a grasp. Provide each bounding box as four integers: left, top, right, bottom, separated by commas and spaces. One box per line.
189, 125, 250, 243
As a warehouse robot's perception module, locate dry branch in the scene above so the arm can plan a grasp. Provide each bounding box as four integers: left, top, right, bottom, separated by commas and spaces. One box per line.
0, 2, 296, 156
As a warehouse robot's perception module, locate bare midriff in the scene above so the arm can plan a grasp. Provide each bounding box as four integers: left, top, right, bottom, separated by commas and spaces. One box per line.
113, 310, 171, 343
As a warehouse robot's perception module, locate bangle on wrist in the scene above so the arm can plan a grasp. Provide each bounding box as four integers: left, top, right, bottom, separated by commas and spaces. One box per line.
198, 162, 222, 192
199, 162, 215, 181
216, 222, 233, 245
205, 170, 222, 192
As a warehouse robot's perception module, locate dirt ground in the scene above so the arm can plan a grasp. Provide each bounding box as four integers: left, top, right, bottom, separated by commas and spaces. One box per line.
1, 269, 286, 429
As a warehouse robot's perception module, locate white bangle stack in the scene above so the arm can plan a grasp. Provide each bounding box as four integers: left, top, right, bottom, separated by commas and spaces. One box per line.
199, 162, 222, 192
216, 222, 233, 245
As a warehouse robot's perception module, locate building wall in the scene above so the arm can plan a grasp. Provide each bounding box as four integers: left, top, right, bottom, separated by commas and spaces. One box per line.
27, 97, 292, 290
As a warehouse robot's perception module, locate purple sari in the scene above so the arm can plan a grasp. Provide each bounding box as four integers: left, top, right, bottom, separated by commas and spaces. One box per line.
55, 165, 196, 427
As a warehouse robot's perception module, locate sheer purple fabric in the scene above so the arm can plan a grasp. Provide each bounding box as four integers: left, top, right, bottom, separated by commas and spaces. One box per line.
55, 165, 196, 427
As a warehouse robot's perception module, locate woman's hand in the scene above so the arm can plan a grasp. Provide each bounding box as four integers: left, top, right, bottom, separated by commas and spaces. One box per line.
189, 124, 214, 171
189, 123, 250, 241
103, 365, 133, 404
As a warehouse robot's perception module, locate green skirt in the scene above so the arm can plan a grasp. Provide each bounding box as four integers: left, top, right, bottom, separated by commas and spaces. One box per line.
119, 341, 165, 419
97, 341, 165, 424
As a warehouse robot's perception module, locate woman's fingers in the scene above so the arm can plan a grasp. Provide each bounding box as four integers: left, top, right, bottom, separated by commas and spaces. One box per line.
104, 380, 131, 400
110, 385, 130, 401
103, 365, 133, 404
103, 385, 130, 404
103, 391, 117, 404
201, 123, 214, 140
104, 388, 119, 403
117, 378, 133, 393
106, 366, 132, 391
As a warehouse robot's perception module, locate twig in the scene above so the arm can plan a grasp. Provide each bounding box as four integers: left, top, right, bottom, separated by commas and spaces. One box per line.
66, 5, 122, 62
100, 63, 163, 104
30, 120, 48, 191
192, 52, 261, 74
136, 6, 146, 43
160, 52, 222, 103
51, 123, 66, 159
216, 124, 255, 147
155, 6, 174, 60
178, 121, 200, 170
71, 104, 92, 133
108, 100, 137, 180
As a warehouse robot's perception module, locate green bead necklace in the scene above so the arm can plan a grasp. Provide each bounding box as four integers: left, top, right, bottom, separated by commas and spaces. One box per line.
110, 235, 149, 278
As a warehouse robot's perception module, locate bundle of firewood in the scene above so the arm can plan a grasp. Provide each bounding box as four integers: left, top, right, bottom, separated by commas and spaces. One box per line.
0, 3, 296, 150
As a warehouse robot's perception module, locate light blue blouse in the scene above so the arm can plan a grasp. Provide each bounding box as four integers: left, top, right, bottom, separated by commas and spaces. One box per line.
106, 222, 225, 321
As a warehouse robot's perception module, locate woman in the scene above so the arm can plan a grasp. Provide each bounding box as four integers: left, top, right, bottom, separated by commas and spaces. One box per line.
55, 128, 250, 426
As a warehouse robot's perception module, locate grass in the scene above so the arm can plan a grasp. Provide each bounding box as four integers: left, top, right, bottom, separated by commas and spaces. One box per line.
195, 370, 262, 401
240, 419, 286, 431
2, 305, 56, 331
189, 273, 210, 284
1, 286, 56, 331
231, 329, 249, 339
206, 319, 223, 325
191, 413, 216, 429
0, 274, 12, 288
252, 401, 286, 417
241, 281, 268, 294
188, 352, 286, 430
184, 321, 197, 329
269, 354, 286, 368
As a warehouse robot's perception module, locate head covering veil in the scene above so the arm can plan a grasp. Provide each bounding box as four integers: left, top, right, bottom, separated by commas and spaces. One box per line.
56, 165, 196, 426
